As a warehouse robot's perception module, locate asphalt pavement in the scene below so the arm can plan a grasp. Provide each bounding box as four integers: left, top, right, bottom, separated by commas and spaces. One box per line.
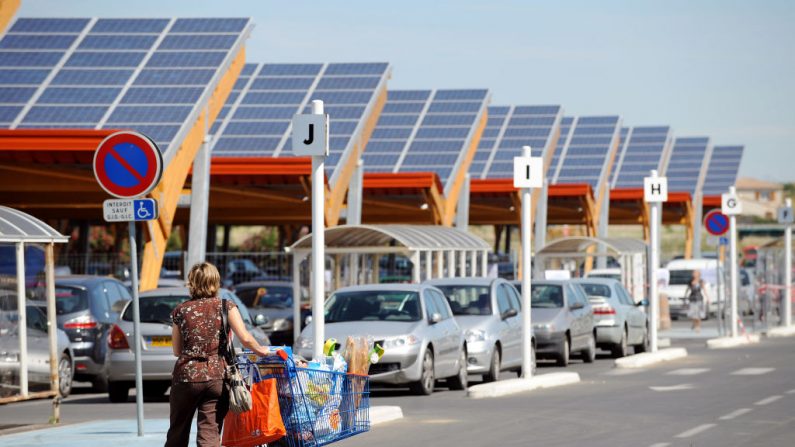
1, 320, 794, 446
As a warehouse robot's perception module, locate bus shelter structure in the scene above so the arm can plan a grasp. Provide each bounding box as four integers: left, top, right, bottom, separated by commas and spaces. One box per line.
535, 236, 648, 301
0, 206, 68, 414
287, 225, 491, 342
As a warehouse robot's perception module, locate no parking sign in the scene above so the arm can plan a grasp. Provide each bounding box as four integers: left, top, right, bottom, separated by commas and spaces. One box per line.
93, 131, 163, 199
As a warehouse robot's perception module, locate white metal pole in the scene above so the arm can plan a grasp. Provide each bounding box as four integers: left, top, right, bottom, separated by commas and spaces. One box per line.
128, 222, 144, 436
648, 173, 660, 353
425, 250, 432, 280
187, 136, 211, 267
311, 100, 326, 361
729, 186, 739, 338
469, 250, 477, 276
411, 251, 421, 283
520, 146, 533, 378
46, 244, 60, 423
435, 250, 443, 278
786, 198, 793, 327
447, 250, 455, 278
459, 250, 466, 277
292, 254, 302, 347
481, 251, 488, 277
16, 242, 28, 397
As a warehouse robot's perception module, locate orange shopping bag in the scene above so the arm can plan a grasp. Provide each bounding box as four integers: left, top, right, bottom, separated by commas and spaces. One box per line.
222, 378, 286, 447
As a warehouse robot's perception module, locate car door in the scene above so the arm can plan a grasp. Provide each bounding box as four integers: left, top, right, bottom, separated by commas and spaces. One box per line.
25, 306, 50, 380
429, 289, 458, 376
494, 283, 515, 367
616, 284, 644, 344
503, 283, 523, 369
566, 284, 589, 350
422, 289, 445, 374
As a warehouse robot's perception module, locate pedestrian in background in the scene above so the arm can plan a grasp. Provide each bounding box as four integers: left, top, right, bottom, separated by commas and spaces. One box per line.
165, 262, 270, 447
686, 270, 708, 333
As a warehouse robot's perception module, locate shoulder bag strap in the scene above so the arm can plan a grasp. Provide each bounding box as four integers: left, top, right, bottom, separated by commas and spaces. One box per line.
220, 298, 237, 365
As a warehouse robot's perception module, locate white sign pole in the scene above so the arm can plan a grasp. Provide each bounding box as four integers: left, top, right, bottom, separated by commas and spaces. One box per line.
785, 199, 792, 327
644, 170, 667, 353
310, 100, 326, 361
723, 187, 741, 338
128, 222, 144, 436
514, 146, 542, 378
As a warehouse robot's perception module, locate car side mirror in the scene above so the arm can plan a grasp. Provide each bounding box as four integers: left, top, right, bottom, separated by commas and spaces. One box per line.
111, 300, 130, 313
429, 312, 442, 324
254, 314, 268, 327
304, 315, 313, 326
637, 299, 649, 307
570, 302, 585, 310
501, 308, 518, 320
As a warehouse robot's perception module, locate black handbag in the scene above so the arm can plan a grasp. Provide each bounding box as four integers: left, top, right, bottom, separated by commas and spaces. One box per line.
220, 298, 252, 414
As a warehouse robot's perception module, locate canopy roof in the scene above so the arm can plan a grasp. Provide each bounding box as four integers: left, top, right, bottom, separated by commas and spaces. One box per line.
0, 206, 68, 243
537, 236, 646, 257
289, 224, 489, 253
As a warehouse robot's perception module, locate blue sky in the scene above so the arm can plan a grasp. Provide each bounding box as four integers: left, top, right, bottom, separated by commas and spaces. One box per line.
17, 0, 795, 181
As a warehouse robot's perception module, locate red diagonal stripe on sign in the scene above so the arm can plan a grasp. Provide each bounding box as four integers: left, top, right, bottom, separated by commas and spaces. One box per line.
108, 148, 146, 184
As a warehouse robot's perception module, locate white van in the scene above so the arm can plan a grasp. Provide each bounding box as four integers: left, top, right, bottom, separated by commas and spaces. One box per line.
661, 258, 720, 319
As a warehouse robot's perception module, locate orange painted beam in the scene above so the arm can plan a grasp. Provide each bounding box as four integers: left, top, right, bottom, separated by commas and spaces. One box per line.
0, 0, 20, 34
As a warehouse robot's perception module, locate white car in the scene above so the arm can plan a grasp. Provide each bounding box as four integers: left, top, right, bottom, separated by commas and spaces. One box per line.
585, 268, 622, 282
661, 259, 719, 319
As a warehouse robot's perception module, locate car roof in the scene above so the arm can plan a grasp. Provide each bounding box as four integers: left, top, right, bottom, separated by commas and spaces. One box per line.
235, 281, 292, 289
55, 275, 111, 286
139, 287, 238, 298
333, 283, 425, 294
511, 279, 568, 286
424, 277, 496, 287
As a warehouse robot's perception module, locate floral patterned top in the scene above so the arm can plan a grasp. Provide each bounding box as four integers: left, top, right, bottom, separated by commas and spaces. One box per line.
171, 297, 237, 383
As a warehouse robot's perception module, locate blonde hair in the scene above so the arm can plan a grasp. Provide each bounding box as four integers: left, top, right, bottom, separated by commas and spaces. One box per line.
187, 262, 221, 299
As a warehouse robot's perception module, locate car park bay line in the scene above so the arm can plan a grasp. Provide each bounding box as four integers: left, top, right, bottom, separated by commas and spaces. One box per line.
754, 395, 783, 406
649, 383, 695, 392
787, 389, 795, 394
674, 423, 716, 438
666, 368, 710, 376
648, 443, 670, 447
719, 408, 752, 420
731, 367, 775, 375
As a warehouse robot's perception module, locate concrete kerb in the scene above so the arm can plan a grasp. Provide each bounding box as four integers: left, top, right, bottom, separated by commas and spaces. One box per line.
706, 334, 761, 349
466, 372, 581, 399
766, 326, 795, 338
370, 406, 404, 425
658, 337, 671, 348
614, 347, 688, 369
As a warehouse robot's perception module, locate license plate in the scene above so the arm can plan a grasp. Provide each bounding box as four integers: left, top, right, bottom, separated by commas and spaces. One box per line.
149, 336, 172, 347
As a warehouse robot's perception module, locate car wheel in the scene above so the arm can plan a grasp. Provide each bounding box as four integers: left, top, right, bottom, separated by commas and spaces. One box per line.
58, 353, 73, 398
410, 350, 435, 396
483, 347, 500, 383
582, 333, 596, 363
447, 349, 468, 391
108, 382, 130, 403
556, 338, 570, 367
611, 328, 628, 358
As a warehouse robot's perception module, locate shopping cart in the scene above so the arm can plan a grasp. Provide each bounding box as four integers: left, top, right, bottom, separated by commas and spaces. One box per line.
238, 350, 370, 447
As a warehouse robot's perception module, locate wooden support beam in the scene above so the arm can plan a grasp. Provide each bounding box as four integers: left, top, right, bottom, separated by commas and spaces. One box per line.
0, 0, 20, 34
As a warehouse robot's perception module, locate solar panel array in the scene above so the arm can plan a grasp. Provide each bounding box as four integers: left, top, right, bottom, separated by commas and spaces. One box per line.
469, 105, 562, 179
209, 62, 390, 180
610, 126, 673, 188
550, 116, 622, 193
701, 145, 744, 196
0, 17, 250, 156
546, 116, 574, 178
665, 137, 710, 196
608, 127, 629, 185
364, 89, 489, 190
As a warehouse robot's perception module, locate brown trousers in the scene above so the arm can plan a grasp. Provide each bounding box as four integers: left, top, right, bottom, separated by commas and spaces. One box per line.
165, 380, 229, 447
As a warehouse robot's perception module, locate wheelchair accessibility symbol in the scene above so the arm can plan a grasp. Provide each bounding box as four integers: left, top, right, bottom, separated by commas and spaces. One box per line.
133, 199, 158, 221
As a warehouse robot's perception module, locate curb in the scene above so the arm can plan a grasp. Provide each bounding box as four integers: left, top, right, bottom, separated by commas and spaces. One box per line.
658, 337, 671, 348
766, 326, 795, 338
467, 372, 580, 399
706, 334, 761, 349
370, 406, 403, 426
614, 347, 688, 369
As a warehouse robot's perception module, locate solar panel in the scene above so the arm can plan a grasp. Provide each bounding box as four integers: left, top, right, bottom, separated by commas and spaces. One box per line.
610, 126, 673, 189
209, 62, 391, 183
364, 89, 490, 192
0, 17, 252, 159
546, 116, 574, 178
664, 137, 710, 195
701, 145, 744, 196
469, 105, 563, 179
551, 116, 622, 197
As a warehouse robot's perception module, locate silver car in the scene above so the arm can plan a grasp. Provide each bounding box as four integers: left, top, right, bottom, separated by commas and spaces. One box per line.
513, 280, 595, 367
296, 284, 467, 395
106, 287, 269, 403
571, 278, 648, 357
425, 277, 531, 382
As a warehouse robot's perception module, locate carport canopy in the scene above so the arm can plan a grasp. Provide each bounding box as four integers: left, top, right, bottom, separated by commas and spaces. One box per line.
0, 206, 68, 411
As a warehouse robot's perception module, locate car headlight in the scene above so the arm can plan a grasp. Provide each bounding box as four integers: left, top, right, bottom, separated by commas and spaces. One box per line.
272, 318, 293, 332
296, 336, 312, 349
383, 335, 419, 349
534, 323, 555, 331
465, 329, 486, 343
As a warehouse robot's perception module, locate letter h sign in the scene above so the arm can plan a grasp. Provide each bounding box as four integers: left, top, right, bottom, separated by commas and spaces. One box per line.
644, 176, 668, 203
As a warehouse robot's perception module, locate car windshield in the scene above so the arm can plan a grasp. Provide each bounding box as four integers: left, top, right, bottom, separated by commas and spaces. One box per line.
434, 285, 491, 316
579, 283, 611, 298
669, 270, 694, 285
325, 290, 421, 322
531, 284, 564, 308
54, 286, 89, 315
123, 295, 188, 324
236, 286, 293, 309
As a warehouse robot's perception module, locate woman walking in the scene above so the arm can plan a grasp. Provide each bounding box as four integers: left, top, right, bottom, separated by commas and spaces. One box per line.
166, 262, 270, 447
686, 270, 708, 332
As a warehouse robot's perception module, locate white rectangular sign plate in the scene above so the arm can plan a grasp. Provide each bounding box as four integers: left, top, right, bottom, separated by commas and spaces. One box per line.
778, 206, 794, 224
644, 176, 668, 203
292, 114, 329, 156
513, 156, 544, 188
721, 193, 742, 215
103, 198, 158, 222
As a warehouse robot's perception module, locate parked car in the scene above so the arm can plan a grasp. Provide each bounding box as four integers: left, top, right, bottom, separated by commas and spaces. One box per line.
585, 268, 621, 282
122, 277, 185, 291
425, 277, 530, 382
224, 259, 264, 286
571, 278, 648, 357
661, 259, 719, 320
234, 280, 307, 346
41, 275, 131, 391
296, 284, 467, 395
512, 280, 595, 367
0, 304, 75, 397
106, 287, 269, 403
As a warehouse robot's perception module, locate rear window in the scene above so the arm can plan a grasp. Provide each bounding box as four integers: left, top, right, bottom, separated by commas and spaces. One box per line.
236, 286, 293, 309
579, 283, 611, 298
325, 290, 421, 322
589, 273, 621, 281
55, 286, 89, 315
123, 295, 188, 324
669, 270, 694, 285
531, 284, 564, 308
434, 285, 491, 316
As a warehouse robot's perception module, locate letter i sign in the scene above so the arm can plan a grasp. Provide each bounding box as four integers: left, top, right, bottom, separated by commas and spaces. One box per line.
644, 176, 668, 203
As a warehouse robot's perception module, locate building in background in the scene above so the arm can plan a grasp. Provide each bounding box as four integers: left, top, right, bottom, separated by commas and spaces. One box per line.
736, 177, 784, 220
